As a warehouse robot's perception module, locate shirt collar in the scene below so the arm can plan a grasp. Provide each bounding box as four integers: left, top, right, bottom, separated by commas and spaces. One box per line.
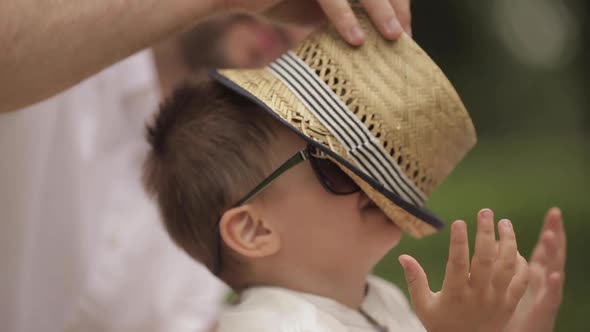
240, 276, 385, 330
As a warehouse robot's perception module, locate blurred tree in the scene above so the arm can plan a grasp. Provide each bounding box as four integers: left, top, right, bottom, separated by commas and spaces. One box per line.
411, 0, 588, 139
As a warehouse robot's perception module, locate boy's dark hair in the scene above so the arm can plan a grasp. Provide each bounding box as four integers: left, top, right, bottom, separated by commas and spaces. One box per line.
143, 78, 277, 272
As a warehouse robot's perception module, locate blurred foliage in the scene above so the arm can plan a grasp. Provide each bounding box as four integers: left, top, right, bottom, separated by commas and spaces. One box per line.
410, 0, 589, 137
375, 1, 589, 331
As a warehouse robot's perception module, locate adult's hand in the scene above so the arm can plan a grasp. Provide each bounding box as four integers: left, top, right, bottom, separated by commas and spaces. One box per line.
231, 0, 412, 45
316, 0, 411, 44
0, 0, 411, 113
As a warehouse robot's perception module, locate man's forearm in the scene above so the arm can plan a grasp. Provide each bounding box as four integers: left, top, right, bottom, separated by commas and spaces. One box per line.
0, 0, 217, 113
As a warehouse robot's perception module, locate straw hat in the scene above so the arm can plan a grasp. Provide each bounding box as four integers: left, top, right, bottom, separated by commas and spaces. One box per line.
210, 6, 476, 238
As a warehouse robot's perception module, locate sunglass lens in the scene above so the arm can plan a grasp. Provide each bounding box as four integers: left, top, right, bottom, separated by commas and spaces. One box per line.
310, 157, 360, 194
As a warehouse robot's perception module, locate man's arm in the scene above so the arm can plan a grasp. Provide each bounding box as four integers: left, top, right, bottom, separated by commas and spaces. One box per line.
0, 0, 407, 113
0, 0, 222, 113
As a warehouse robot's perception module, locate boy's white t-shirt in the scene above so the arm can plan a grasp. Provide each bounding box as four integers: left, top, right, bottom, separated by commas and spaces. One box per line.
218, 275, 426, 332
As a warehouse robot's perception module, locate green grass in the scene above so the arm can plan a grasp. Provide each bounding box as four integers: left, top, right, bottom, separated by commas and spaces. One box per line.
374, 134, 590, 331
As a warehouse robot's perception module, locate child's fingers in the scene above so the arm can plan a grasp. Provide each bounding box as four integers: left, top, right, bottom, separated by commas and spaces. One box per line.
527, 262, 545, 294
399, 254, 431, 311
505, 255, 529, 311
544, 208, 567, 272
542, 271, 564, 311
470, 209, 496, 290
530, 234, 548, 266
442, 220, 470, 293
543, 207, 563, 237
531, 208, 567, 276
522, 271, 563, 332
516, 252, 528, 274
540, 230, 563, 274
491, 219, 518, 292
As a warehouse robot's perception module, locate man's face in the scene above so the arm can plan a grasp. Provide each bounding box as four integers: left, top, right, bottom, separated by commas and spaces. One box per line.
218, 17, 291, 68
256, 129, 403, 277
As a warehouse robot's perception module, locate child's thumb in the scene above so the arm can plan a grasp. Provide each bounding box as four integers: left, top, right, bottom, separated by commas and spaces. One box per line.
399, 254, 430, 309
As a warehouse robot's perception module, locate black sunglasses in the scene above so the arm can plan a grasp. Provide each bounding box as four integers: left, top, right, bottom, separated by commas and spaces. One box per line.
211, 144, 360, 274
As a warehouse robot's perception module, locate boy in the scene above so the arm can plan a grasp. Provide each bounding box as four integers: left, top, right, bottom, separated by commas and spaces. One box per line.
143, 7, 566, 332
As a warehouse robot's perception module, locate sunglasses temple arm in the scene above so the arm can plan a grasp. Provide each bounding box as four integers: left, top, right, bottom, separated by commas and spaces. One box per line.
213, 149, 307, 275
235, 150, 307, 207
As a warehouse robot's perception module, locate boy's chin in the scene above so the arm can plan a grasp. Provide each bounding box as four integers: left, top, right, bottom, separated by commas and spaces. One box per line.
364, 236, 402, 272
365, 217, 403, 257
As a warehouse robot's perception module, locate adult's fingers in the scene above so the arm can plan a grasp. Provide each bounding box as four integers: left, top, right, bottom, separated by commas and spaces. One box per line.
265, 0, 325, 26
318, 0, 412, 45
264, 0, 325, 47
390, 0, 412, 36
442, 220, 470, 293
470, 209, 497, 290
223, 0, 283, 12
399, 254, 431, 311
317, 0, 365, 45
360, 0, 402, 39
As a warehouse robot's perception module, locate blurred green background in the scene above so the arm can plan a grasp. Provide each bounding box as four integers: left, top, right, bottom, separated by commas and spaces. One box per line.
375, 1, 589, 331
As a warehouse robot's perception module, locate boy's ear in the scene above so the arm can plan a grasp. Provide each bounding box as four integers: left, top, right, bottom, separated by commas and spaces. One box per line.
219, 205, 281, 259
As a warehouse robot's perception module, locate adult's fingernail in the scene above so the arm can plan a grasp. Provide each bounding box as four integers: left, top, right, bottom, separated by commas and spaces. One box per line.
385, 18, 402, 37
348, 26, 365, 44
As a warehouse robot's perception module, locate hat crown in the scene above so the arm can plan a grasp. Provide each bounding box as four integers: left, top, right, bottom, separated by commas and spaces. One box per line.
290, 9, 477, 197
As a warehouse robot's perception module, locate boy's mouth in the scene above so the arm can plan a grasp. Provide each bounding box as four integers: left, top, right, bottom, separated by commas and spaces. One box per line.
359, 193, 399, 226
359, 192, 378, 210
366, 201, 377, 209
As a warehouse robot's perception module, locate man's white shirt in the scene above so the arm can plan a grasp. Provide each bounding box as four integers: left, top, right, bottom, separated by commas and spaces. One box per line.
0, 51, 227, 332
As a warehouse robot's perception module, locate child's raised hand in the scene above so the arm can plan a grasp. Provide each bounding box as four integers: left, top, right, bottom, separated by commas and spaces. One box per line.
504, 208, 566, 332
398, 209, 529, 332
